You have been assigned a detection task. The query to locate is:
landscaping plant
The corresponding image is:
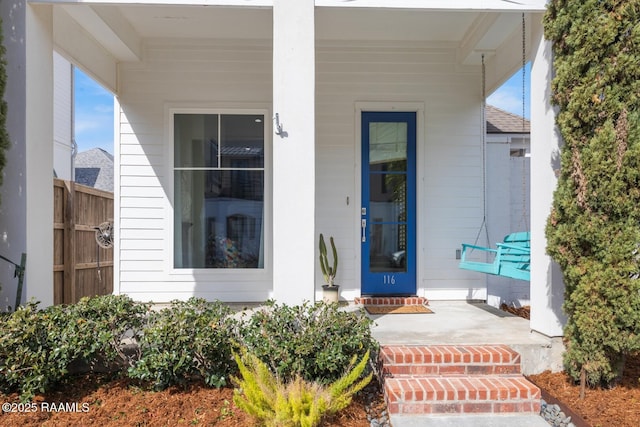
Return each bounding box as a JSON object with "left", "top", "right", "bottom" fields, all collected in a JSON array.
[
  {"left": 0, "top": 295, "right": 148, "bottom": 401},
  {"left": 0, "top": 293, "right": 379, "bottom": 419},
  {"left": 319, "top": 233, "right": 338, "bottom": 287},
  {"left": 232, "top": 346, "right": 372, "bottom": 427},
  {"left": 129, "top": 297, "right": 238, "bottom": 390},
  {"left": 544, "top": 0, "right": 640, "bottom": 392},
  {"left": 0, "top": 302, "right": 72, "bottom": 401},
  {"left": 239, "top": 300, "right": 378, "bottom": 384},
  {"left": 66, "top": 295, "right": 149, "bottom": 370}
]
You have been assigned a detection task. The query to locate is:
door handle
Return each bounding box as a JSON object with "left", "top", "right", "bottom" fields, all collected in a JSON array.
[{"left": 361, "top": 219, "right": 367, "bottom": 242}]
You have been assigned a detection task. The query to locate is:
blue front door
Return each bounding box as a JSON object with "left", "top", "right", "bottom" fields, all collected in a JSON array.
[{"left": 361, "top": 112, "right": 416, "bottom": 295}]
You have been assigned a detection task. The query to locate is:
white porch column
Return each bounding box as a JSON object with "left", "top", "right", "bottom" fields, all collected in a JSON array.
[
  {"left": 0, "top": 3, "right": 54, "bottom": 308},
  {"left": 530, "top": 15, "right": 566, "bottom": 336},
  {"left": 271, "top": 0, "right": 316, "bottom": 304},
  {"left": 26, "top": 5, "right": 54, "bottom": 307},
  {"left": 0, "top": 0, "right": 27, "bottom": 310}
]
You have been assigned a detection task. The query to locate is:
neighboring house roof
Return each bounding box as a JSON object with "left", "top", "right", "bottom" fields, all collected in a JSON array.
[
  {"left": 74, "top": 148, "right": 114, "bottom": 192},
  {"left": 486, "top": 105, "right": 530, "bottom": 134}
]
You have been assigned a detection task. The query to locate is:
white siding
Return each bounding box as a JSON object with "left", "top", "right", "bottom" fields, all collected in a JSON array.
[
  {"left": 315, "top": 42, "right": 485, "bottom": 301},
  {"left": 117, "top": 39, "right": 272, "bottom": 302},
  {"left": 486, "top": 138, "right": 531, "bottom": 308},
  {"left": 117, "top": 38, "right": 486, "bottom": 303}
]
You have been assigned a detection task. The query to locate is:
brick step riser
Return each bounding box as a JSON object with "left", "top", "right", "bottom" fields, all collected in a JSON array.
[
  {"left": 379, "top": 345, "right": 522, "bottom": 376},
  {"left": 384, "top": 364, "right": 521, "bottom": 377},
  {"left": 385, "top": 377, "right": 540, "bottom": 403},
  {"left": 384, "top": 376, "right": 541, "bottom": 415},
  {"left": 354, "top": 296, "right": 428, "bottom": 306},
  {"left": 388, "top": 400, "right": 541, "bottom": 415}
]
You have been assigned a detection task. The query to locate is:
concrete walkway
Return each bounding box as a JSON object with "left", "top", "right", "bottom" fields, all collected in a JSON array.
[
  {"left": 360, "top": 300, "right": 562, "bottom": 427},
  {"left": 367, "top": 300, "right": 564, "bottom": 375}
]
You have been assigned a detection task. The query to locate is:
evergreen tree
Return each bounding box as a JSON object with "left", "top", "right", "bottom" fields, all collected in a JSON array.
[
  {"left": 544, "top": 0, "right": 640, "bottom": 390},
  {"left": 0, "top": 17, "right": 10, "bottom": 200}
]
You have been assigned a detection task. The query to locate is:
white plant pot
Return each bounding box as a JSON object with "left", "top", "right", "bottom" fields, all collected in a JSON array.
[{"left": 322, "top": 285, "right": 339, "bottom": 303}]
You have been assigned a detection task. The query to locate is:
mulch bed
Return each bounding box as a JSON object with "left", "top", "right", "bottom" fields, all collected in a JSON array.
[
  {"left": 528, "top": 353, "right": 640, "bottom": 427},
  {"left": 500, "top": 303, "right": 530, "bottom": 319},
  {"left": 501, "top": 303, "right": 639, "bottom": 427},
  {"left": 0, "top": 374, "right": 386, "bottom": 426}
]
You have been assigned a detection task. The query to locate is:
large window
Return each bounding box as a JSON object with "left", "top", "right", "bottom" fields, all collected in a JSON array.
[{"left": 174, "top": 113, "right": 265, "bottom": 269}]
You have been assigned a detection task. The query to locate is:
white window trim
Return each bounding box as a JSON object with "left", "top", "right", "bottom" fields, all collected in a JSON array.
[{"left": 164, "top": 105, "right": 272, "bottom": 279}]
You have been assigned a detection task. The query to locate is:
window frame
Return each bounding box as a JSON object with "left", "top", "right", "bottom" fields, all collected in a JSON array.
[{"left": 166, "top": 106, "right": 271, "bottom": 278}]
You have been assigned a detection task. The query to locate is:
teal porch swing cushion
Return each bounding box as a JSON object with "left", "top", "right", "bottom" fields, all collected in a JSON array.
[{"left": 459, "top": 232, "right": 530, "bottom": 281}]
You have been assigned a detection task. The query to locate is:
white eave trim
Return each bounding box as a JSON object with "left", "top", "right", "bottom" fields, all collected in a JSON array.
[{"left": 34, "top": 0, "right": 546, "bottom": 12}]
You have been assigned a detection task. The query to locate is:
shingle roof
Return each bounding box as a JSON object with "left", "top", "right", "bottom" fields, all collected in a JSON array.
[
  {"left": 74, "top": 148, "right": 114, "bottom": 192},
  {"left": 486, "top": 105, "right": 530, "bottom": 134}
]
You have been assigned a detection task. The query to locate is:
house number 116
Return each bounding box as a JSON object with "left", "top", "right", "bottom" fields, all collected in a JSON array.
[{"left": 383, "top": 275, "right": 396, "bottom": 285}]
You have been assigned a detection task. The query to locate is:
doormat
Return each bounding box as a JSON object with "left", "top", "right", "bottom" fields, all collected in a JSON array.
[{"left": 364, "top": 305, "right": 433, "bottom": 315}]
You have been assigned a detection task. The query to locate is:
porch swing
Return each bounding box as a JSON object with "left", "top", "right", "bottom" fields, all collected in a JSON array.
[{"left": 458, "top": 14, "right": 530, "bottom": 282}]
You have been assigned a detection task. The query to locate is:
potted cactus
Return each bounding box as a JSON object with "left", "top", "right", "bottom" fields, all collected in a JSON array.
[{"left": 319, "top": 233, "right": 339, "bottom": 303}]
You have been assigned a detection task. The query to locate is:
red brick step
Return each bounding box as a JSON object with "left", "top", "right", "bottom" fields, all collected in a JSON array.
[
  {"left": 380, "top": 344, "right": 522, "bottom": 377},
  {"left": 379, "top": 344, "right": 541, "bottom": 416},
  {"left": 355, "top": 296, "right": 429, "bottom": 306},
  {"left": 385, "top": 375, "right": 541, "bottom": 415}
]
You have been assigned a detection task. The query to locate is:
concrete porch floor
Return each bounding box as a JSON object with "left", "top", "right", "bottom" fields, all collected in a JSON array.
[{"left": 360, "top": 300, "right": 564, "bottom": 375}]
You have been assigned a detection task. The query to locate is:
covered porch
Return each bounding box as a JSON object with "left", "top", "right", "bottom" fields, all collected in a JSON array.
[{"left": 2, "top": 0, "right": 564, "bottom": 337}]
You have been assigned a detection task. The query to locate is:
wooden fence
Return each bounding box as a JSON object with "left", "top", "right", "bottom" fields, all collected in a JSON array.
[{"left": 53, "top": 179, "right": 114, "bottom": 305}]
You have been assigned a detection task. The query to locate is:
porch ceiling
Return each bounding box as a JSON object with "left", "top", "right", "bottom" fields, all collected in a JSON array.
[
  {"left": 52, "top": 3, "right": 534, "bottom": 91},
  {"left": 56, "top": 5, "right": 525, "bottom": 59}
]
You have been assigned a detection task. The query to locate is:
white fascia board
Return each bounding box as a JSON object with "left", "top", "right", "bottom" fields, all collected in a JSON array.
[
  {"left": 34, "top": 0, "right": 546, "bottom": 10},
  {"left": 315, "top": 0, "right": 547, "bottom": 12},
  {"left": 29, "top": 0, "right": 547, "bottom": 12}
]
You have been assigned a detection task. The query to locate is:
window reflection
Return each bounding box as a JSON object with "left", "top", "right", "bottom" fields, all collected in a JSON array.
[{"left": 174, "top": 114, "right": 265, "bottom": 269}]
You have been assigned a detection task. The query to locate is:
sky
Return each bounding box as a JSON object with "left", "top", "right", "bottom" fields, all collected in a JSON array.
[
  {"left": 487, "top": 62, "right": 531, "bottom": 120},
  {"left": 74, "top": 68, "right": 115, "bottom": 154},
  {"left": 72, "top": 63, "right": 531, "bottom": 155}
]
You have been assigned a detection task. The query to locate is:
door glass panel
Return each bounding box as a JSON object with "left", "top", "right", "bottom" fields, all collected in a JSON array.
[
  {"left": 368, "top": 122, "right": 408, "bottom": 273},
  {"left": 369, "top": 223, "right": 407, "bottom": 272}
]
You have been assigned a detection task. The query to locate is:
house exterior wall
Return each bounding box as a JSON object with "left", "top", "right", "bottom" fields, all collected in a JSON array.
[
  {"left": 315, "top": 42, "right": 485, "bottom": 301},
  {"left": 53, "top": 50, "right": 73, "bottom": 181},
  {"left": 486, "top": 141, "right": 511, "bottom": 305},
  {"left": 2, "top": 2, "right": 563, "bottom": 340},
  {"left": 115, "top": 35, "right": 486, "bottom": 303},
  {"left": 486, "top": 136, "right": 530, "bottom": 308},
  {"left": 116, "top": 39, "right": 273, "bottom": 302}
]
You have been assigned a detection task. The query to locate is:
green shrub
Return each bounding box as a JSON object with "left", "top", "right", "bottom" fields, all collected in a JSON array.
[
  {"left": 65, "top": 295, "right": 149, "bottom": 370},
  {"left": 0, "top": 302, "right": 76, "bottom": 401},
  {"left": 129, "top": 298, "right": 238, "bottom": 390},
  {"left": 232, "top": 347, "right": 372, "bottom": 427},
  {"left": 0, "top": 295, "right": 149, "bottom": 401},
  {"left": 0, "top": 296, "right": 380, "bottom": 403},
  {"left": 239, "top": 301, "right": 378, "bottom": 384},
  {"left": 544, "top": 0, "right": 640, "bottom": 388}
]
